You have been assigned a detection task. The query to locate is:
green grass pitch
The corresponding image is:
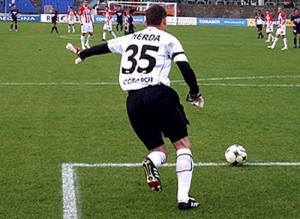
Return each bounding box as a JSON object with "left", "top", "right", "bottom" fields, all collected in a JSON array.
[{"left": 0, "top": 22, "right": 299, "bottom": 219}]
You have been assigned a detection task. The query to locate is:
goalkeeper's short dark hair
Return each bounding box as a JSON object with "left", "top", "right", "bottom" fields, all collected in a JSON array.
[{"left": 145, "top": 5, "right": 167, "bottom": 26}]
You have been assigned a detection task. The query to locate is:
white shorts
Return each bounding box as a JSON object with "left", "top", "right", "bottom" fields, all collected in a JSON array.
[
  {"left": 81, "top": 23, "right": 93, "bottom": 33},
  {"left": 276, "top": 26, "right": 286, "bottom": 36},
  {"left": 266, "top": 26, "right": 273, "bottom": 33},
  {"left": 68, "top": 20, "right": 75, "bottom": 25},
  {"left": 103, "top": 23, "right": 112, "bottom": 31}
]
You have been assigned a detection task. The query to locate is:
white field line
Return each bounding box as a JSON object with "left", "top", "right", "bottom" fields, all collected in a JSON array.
[
  {"left": 1, "top": 75, "right": 300, "bottom": 86},
  {"left": 62, "top": 164, "right": 79, "bottom": 219},
  {"left": 67, "top": 161, "right": 300, "bottom": 168},
  {"left": 199, "top": 83, "right": 300, "bottom": 88},
  {"left": 62, "top": 161, "right": 300, "bottom": 219}
]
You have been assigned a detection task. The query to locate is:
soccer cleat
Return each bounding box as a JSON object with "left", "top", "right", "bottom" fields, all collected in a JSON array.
[
  {"left": 142, "top": 158, "right": 162, "bottom": 192},
  {"left": 281, "top": 47, "right": 288, "bottom": 51},
  {"left": 265, "top": 40, "right": 270, "bottom": 43},
  {"left": 294, "top": 45, "right": 297, "bottom": 48},
  {"left": 178, "top": 197, "right": 200, "bottom": 210},
  {"left": 267, "top": 46, "right": 274, "bottom": 49}
]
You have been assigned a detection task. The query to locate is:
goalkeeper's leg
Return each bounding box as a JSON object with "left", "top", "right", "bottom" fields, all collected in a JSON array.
[{"left": 173, "top": 137, "right": 199, "bottom": 210}]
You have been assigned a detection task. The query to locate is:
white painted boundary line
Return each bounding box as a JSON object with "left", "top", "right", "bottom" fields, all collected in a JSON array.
[
  {"left": 2, "top": 75, "right": 300, "bottom": 87},
  {"left": 62, "top": 164, "right": 79, "bottom": 219},
  {"left": 200, "top": 83, "right": 300, "bottom": 88},
  {"left": 62, "top": 161, "right": 300, "bottom": 219}
]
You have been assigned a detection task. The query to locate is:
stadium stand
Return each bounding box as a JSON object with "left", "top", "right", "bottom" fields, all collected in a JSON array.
[
  {"left": 5, "top": 0, "right": 37, "bottom": 13},
  {"left": 42, "top": 0, "right": 75, "bottom": 13}
]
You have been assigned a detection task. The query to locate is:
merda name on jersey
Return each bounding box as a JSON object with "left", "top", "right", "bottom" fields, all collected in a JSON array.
[{"left": 132, "top": 33, "right": 160, "bottom": 41}]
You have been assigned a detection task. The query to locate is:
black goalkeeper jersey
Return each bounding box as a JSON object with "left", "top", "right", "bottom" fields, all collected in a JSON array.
[
  {"left": 10, "top": 8, "right": 19, "bottom": 21},
  {"left": 291, "top": 14, "right": 300, "bottom": 29},
  {"left": 116, "top": 10, "right": 123, "bottom": 22}
]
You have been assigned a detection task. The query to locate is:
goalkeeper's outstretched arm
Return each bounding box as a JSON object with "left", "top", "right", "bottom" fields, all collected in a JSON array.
[
  {"left": 78, "top": 43, "right": 111, "bottom": 60},
  {"left": 66, "top": 43, "right": 111, "bottom": 64}
]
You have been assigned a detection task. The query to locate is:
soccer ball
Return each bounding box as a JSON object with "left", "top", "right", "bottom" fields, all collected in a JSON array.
[{"left": 225, "top": 144, "right": 247, "bottom": 166}]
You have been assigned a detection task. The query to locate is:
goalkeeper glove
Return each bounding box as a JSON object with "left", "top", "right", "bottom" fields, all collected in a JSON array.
[
  {"left": 186, "top": 93, "right": 204, "bottom": 108},
  {"left": 66, "top": 43, "right": 84, "bottom": 64}
]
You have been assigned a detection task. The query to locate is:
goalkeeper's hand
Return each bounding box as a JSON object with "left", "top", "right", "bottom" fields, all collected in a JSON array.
[
  {"left": 186, "top": 93, "right": 204, "bottom": 108},
  {"left": 65, "top": 43, "right": 84, "bottom": 64}
]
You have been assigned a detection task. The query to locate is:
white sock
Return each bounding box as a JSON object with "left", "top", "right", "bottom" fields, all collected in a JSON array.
[
  {"left": 80, "top": 35, "right": 85, "bottom": 48},
  {"left": 72, "top": 26, "right": 75, "bottom": 32},
  {"left": 176, "top": 148, "right": 194, "bottom": 203},
  {"left": 283, "top": 38, "right": 287, "bottom": 48},
  {"left": 103, "top": 32, "right": 106, "bottom": 40},
  {"left": 271, "top": 35, "right": 275, "bottom": 41},
  {"left": 86, "top": 35, "right": 92, "bottom": 45},
  {"left": 147, "top": 151, "right": 166, "bottom": 168},
  {"left": 111, "top": 31, "right": 117, "bottom": 38},
  {"left": 271, "top": 38, "right": 278, "bottom": 48},
  {"left": 268, "top": 34, "right": 271, "bottom": 41}
]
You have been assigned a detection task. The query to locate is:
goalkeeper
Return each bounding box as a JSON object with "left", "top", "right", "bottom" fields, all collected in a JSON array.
[{"left": 66, "top": 5, "right": 204, "bottom": 210}]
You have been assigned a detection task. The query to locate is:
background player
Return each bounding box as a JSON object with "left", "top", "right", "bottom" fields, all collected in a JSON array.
[
  {"left": 115, "top": 5, "right": 124, "bottom": 34},
  {"left": 124, "top": 9, "right": 135, "bottom": 35},
  {"left": 102, "top": 6, "right": 117, "bottom": 41},
  {"left": 268, "top": 6, "right": 288, "bottom": 50},
  {"left": 255, "top": 9, "right": 264, "bottom": 39},
  {"left": 9, "top": 4, "right": 18, "bottom": 32},
  {"left": 67, "top": 6, "right": 77, "bottom": 33},
  {"left": 66, "top": 5, "right": 204, "bottom": 210},
  {"left": 50, "top": 6, "right": 59, "bottom": 33},
  {"left": 78, "top": 0, "right": 93, "bottom": 49},
  {"left": 290, "top": 8, "right": 300, "bottom": 48},
  {"left": 264, "top": 10, "right": 274, "bottom": 43}
]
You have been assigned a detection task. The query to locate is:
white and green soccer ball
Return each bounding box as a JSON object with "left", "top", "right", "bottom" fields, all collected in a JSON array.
[{"left": 225, "top": 144, "right": 247, "bottom": 166}]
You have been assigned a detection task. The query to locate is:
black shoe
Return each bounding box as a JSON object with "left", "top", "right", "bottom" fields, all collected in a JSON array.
[
  {"left": 178, "top": 197, "right": 200, "bottom": 210},
  {"left": 102, "top": 39, "right": 106, "bottom": 41},
  {"left": 142, "top": 158, "right": 162, "bottom": 192}
]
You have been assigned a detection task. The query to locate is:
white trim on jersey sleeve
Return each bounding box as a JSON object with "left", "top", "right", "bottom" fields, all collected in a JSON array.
[
  {"left": 173, "top": 53, "right": 188, "bottom": 63},
  {"left": 165, "top": 34, "right": 188, "bottom": 63}
]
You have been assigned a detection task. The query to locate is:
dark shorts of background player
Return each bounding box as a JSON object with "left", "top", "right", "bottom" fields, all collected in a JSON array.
[
  {"left": 256, "top": 24, "right": 263, "bottom": 31},
  {"left": 293, "top": 28, "right": 300, "bottom": 34},
  {"left": 12, "top": 16, "right": 17, "bottom": 23},
  {"left": 117, "top": 20, "right": 123, "bottom": 25},
  {"left": 52, "top": 18, "right": 57, "bottom": 25},
  {"left": 127, "top": 84, "right": 189, "bottom": 151}
]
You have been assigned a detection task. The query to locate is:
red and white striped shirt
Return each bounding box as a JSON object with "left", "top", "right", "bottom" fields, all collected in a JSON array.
[
  {"left": 278, "top": 12, "right": 286, "bottom": 27},
  {"left": 265, "top": 14, "right": 273, "bottom": 28},
  {"left": 78, "top": 6, "right": 93, "bottom": 24},
  {"left": 105, "top": 10, "right": 113, "bottom": 25},
  {"left": 67, "top": 9, "right": 76, "bottom": 22}
]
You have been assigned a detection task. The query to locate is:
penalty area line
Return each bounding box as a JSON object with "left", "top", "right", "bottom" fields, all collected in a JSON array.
[
  {"left": 67, "top": 161, "right": 300, "bottom": 168},
  {"left": 61, "top": 161, "right": 300, "bottom": 219},
  {"left": 62, "top": 164, "right": 79, "bottom": 219},
  {"left": 2, "top": 75, "right": 300, "bottom": 87}
]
